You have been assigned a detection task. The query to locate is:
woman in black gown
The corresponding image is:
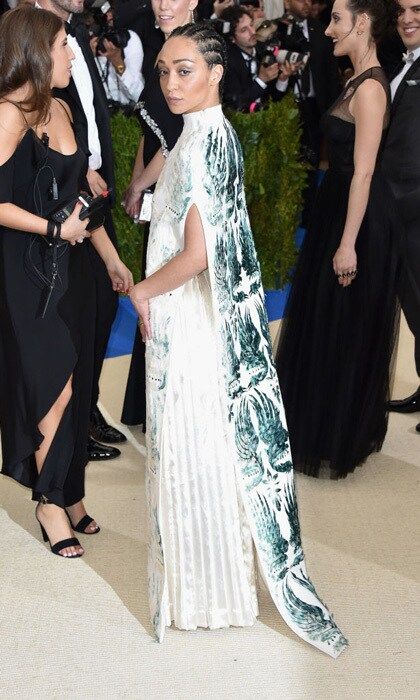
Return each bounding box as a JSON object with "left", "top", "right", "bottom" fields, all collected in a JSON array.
[
  {"left": 275, "top": 0, "right": 400, "bottom": 478},
  {"left": 121, "top": 0, "right": 197, "bottom": 426},
  {"left": 0, "top": 6, "right": 132, "bottom": 557}
]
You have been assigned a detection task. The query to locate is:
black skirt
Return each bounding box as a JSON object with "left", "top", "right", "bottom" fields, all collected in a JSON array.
[{"left": 275, "top": 168, "right": 400, "bottom": 478}]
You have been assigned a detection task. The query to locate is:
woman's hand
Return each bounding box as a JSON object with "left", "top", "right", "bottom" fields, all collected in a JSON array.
[
  {"left": 86, "top": 168, "right": 107, "bottom": 197},
  {"left": 106, "top": 257, "right": 133, "bottom": 293},
  {"left": 122, "top": 180, "right": 143, "bottom": 220},
  {"left": 60, "top": 202, "right": 91, "bottom": 246},
  {"left": 130, "top": 285, "right": 151, "bottom": 342},
  {"left": 333, "top": 245, "right": 357, "bottom": 287}
]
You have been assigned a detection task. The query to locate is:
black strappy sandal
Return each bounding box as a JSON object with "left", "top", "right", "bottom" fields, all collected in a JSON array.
[
  {"left": 36, "top": 501, "right": 84, "bottom": 558},
  {"left": 68, "top": 513, "right": 100, "bottom": 535},
  {"left": 39, "top": 523, "right": 83, "bottom": 558}
]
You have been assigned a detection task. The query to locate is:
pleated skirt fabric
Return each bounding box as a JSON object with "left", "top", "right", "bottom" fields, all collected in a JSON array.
[{"left": 159, "top": 273, "right": 259, "bottom": 631}]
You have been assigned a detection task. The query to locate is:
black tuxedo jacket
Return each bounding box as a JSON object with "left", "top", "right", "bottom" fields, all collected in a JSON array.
[
  {"left": 223, "top": 43, "right": 280, "bottom": 111},
  {"left": 54, "top": 20, "right": 115, "bottom": 203},
  {"left": 275, "top": 18, "right": 341, "bottom": 115},
  {"left": 381, "top": 56, "right": 420, "bottom": 186}
]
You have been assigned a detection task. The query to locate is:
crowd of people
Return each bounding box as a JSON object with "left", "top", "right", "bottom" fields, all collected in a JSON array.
[{"left": 0, "top": 0, "right": 418, "bottom": 658}]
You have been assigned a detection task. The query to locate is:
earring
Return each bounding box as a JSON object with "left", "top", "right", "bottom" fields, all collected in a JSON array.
[
  {"left": 190, "top": 8, "right": 195, "bottom": 23},
  {"left": 357, "top": 30, "right": 364, "bottom": 35},
  {"left": 155, "top": 20, "right": 159, "bottom": 29}
]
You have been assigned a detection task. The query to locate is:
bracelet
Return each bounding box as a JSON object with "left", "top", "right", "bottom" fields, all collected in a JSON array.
[
  {"left": 46, "top": 220, "right": 56, "bottom": 240},
  {"left": 46, "top": 220, "right": 61, "bottom": 241}
]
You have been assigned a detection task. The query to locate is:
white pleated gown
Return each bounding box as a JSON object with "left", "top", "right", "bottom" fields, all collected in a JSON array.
[
  {"left": 145, "top": 105, "right": 348, "bottom": 657},
  {"left": 159, "top": 271, "right": 259, "bottom": 631}
]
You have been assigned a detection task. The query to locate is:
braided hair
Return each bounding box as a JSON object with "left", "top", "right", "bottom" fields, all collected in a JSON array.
[
  {"left": 346, "top": 0, "right": 399, "bottom": 43},
  {"left": 168, "top": 22, "right": 228, "bottom": 97}
]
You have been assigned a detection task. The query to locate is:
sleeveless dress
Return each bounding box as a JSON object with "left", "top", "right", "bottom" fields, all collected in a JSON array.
[
  {"left": 275, "top": 67, "right": 400, "bottom": 479},
  {"left": 0, "top": 127, "right": 95, "bottom": 507},
  {"left": 145, "top": 105, "right": 348, "bottom": 658}
]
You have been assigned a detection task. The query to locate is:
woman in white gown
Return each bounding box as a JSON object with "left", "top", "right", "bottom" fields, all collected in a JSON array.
[{"left": 130, "top": 22, "right": 348, "bottom": 658}]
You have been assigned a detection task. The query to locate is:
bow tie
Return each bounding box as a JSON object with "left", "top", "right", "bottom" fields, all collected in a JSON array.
[
  {"left": 402, "top": 51, "right": 415, "bottom": 64},
  {"left": 66, "top": 18, "right": 86, "bottom": 40},
  {"left": 65, "top": 22, "right": 76, "bottom": 37}
]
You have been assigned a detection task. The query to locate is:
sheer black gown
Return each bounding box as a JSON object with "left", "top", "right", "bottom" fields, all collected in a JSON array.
[
  {"left": 0, "top": 125, "right": 95, "bottom": 507},
  {"left": 121, "top": 27, "right": 183, "bottom": 426},
  {"left": 275, "top": 67, "right": 400, "bottom": 478}
]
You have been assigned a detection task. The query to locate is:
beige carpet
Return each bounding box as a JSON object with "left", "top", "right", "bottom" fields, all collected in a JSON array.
[{"left": 0, "top": 317, "right": 419, "bottom": 699}]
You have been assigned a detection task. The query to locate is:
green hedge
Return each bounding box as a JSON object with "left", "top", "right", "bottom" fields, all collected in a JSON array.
[
  {"left": 228, "top": 95, "right": 307, "bottom": 289},
  {"left": 111, "top": 94, "right": 307, "bottom": 288},
  {"left": 110, "top": 111, "right": 144, "bottom": 282}
]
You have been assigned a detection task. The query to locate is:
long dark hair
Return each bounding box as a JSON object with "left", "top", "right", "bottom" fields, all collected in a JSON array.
[{"left": 0, "top": 5, "right": 63, "bottom": 128}]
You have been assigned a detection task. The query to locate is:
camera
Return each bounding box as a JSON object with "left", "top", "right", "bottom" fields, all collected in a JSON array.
[
  {"left": 260, "top": 42, "right": 309, "bottom": 68},
  {"left": 85, "top": 0, "right": 130, "bottom": 55},
  {"left": 95, "top": 27, "right": 130, "bottom": 54}
]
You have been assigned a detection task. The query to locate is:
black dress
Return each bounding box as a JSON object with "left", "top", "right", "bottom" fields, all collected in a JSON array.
[
  {"left": 0, "top": 128, "right": 95, "bottom": 506},
  {"left": 275, "top": 67, "right": 400, "bottom": 478},
  {"left": 121, "top": 29, "right": 183, "bottom": 426}
]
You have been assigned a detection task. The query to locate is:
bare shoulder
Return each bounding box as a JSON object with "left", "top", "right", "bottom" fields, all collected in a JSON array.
[
  {"left": 0, "top": 101, "right": 27, "bottom": 165},
  {"left": 350, "top": 78, "right": 387, "bottom": 119},
  {"left": 54, "top": 97, "right": 74, "bottom": 123},
  {"left": 356, "top": 77, "right": 387, "bottom": 100},
  {"left": 353, "top": 78, "right": 387, "bottom": 109},
  {"left": 0, "top": 100, "right": 27, "bottom": 135}
]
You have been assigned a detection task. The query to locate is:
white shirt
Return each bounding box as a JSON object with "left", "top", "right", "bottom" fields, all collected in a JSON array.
[
  {"left": 240, "top": 48, "right": 267, "bottom": 90},
  {"left": 95, "top": 30, "right": 145, "bottom": 105},
  {"left": 390, "top": 45, "right": 420, "bottom": 100},
  {"left": 66, "top": 29, "right": 102, "bottom": 170},
  {"left": 276, "top": 18, "right": 315, "bottom": 98}
]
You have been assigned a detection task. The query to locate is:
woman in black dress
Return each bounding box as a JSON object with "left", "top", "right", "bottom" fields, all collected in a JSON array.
[
  {"left": 0, "top": 6, "right": 132, "bottom": 557},
  {"left": 121, "top": 0, "right": 197, "bottom": 426},
  {"left": 275, "top": 0, "right": 400, "bottom": 478}
]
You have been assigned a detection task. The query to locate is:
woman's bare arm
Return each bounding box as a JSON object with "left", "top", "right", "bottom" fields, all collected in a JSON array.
[
  {"left": 133, "top": 205, "right": 207, "bottom": 299},
  {"left": 131, "top": 136, "right": 145, "bottom": 182},
  {"left": 130, "top": 205, "right": 208, "bottom": 339},
  {"left": 123, "top": 148, "right": 166, "bottom": 219},
  {"left": 333, "top": 79, "right": 386, "bottom": 286}
]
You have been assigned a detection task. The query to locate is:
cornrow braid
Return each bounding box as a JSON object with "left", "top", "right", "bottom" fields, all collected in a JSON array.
[{"left": 169, "top": 21, "right": 227, "bottom": 97}]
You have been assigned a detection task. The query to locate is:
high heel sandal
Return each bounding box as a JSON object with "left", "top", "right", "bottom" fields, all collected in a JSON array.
[
  {"left": 36, "top": 502, "right": 83, "bottom": 558},
  {"left": 38, "top": 523, "right": 83, "bottom": 557},
  {"left": 67, "top": 513, "right": 100, "bottom": 535}
]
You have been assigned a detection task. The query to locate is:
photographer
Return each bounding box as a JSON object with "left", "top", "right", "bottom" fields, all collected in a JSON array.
[
  {"left": 88, "top": 2, "right": 145, "bottom": 107},
  {"left": 273, "top": 0, "right": 340, "bottom": 221},
  {"left": 221, "top": 5, "right": 299, "bottom": 111}
]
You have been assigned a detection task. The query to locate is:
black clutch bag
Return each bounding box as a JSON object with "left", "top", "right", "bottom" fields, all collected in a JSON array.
[{"left": 50, "top": 189, "right": 112, "bottom": 231}]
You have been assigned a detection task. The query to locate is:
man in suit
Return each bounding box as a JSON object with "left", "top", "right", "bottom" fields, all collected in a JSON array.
[
  {"left": 274, "top": 0, "right": 340, "bottom": 222},
  {"left": 221, "top": 5, "right": 297, "bottom": 111},
  {"left": 38, "top": 0, "right": 127, "bottom": 459},
  {"left": 383, "top": 0, "right": 420, "bottom": 432}
]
